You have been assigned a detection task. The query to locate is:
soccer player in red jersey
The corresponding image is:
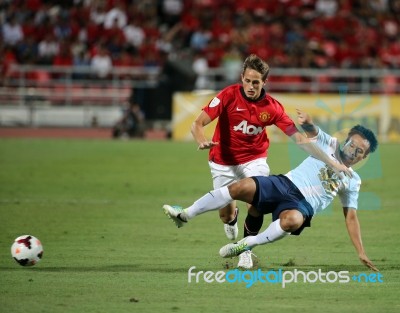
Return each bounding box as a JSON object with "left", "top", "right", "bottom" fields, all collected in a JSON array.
[{"left": 185, "top": 54, "right": 350, "bottom": 268}]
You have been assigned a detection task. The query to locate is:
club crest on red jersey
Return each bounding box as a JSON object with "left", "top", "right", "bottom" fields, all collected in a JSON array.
[{"left": 259, "top": 112, "right": 270, "bottom": 122}]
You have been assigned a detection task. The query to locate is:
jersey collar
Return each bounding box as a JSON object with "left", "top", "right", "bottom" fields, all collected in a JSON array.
[{"left": 240, "top": 87, "right": 267, "bottom": 103}]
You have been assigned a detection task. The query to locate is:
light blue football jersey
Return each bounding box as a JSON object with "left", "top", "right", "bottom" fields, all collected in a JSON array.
[{"left": 285, "top": 128, "right": 361, "bottom": 215}]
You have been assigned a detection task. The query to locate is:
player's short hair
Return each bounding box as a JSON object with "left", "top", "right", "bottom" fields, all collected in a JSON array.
[
  {"left": 348, "top": 125, "right": 378, "bottom": 154},
  {"left": 242, "top": 54, "right": 270, "bottom": 80}
]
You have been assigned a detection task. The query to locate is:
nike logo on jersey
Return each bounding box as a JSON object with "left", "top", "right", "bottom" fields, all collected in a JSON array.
[{"left": 236, "top": 107, "right": 246, "bottom": 111}]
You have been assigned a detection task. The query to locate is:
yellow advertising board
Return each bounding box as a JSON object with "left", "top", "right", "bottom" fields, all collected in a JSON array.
[
  {"left": 172, "top": 90, "right": 218, "bottom": 141},
  {"left": 172, "top": 92, "right": 400, "bottom": 143}
]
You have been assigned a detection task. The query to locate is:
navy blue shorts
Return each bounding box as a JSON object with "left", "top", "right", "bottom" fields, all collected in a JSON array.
[{"left": 251, "top": 175, "right": 314, "bottom": 235}]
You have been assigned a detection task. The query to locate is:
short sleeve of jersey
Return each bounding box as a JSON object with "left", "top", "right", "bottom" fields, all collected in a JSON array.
[
  {"left": 203, "top": 89, "right": 229, "bottom": 121},
  {"left": 308, "top": 127, "right": 338, "bottom": 152},
  {"left": 338, "top": 173, "right": 361, "bottom": 209},
  {"left": 271, "top": 99, "right": 298, "bottom": 136}
]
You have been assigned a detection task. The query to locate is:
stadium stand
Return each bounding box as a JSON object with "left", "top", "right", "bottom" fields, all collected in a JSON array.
[{"left": 0, "top": 0, "right": 399, "bottom": 128}]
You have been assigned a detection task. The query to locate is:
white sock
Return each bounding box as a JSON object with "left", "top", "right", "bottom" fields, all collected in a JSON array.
[
  {"left": 184, "top": 186, "right": 233, "bottom": 220},
  {"left": 245, "top": 219, "right": 290, "bottom": 247}
]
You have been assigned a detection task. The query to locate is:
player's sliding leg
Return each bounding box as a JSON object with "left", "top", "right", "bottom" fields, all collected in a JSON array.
[
  {"left": 162, "top": 205, "right": 187, "bottom": 228},
  {"left": 237, "top": 207, "right": 264, "bottom": 269},
  {"left": 220, "top": 210, "right": 304, "bottom": 258},
  {"left": 243, "top": 208, "right": 264, "bottom": 238},
  {"left": 162, "top": 178, "right": 256, "bottom": 228},
  {"left": 163, "top": 186, "right": 234, "bottom": 227},
  {"left": 163, "top": 178, "right": 256, "bottom": 227},
  {"left": 220, "top": 219, "right": 290, "bottom": 257}
]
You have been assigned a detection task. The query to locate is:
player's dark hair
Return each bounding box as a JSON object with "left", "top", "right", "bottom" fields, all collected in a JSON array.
[
  {"left": 242, "top": 54, "right": 270, "bottom": 80},
  {"left": 348, "top": 125, "right": 378, "bottom": 154}
]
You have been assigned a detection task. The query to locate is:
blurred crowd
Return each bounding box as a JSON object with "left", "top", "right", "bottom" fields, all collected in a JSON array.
[{"left": 1, "top": 0, "right": 400, "bottom": 82}]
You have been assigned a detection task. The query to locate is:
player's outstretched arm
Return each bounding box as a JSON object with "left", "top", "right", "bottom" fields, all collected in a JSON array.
[
  {"left": 343, "top": 207, "right": 379, "bottom": 272},
  {"left": 296, "top": 109, "right": 318, "bottom": 138},
  {"left": 191, "top": 111, "right": 219, "bottom": 150},
  {"left": 290, "top": 131, "right": 352, "bottom": 178},
  {"left": 290, "top": 109, "right": 352, "bottom": 178}
]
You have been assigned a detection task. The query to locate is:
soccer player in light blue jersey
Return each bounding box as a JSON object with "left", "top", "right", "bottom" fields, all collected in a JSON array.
[{"left": 163, "top": 109, "right": 379, "bottom": 271}]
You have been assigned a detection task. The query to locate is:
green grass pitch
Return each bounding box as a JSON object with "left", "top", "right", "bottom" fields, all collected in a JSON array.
[{"left": 0, "top": 138, "right": 399, "bottom": 313}]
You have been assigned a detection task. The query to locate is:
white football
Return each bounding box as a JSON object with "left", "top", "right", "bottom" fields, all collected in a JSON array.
[{"left": 11, "top": 235, "right": 43, "bottom": 266}]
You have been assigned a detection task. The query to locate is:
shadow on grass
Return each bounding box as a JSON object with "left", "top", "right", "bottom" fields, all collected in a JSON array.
[
  {"left": 3, "top": 260, "right": 397, "bottom": 274},
  {"left": 0, "top": 263, "right": 187, "bottom": 273},
  {"left": 266, "top": 263, "right": 400, "bottom": 272}
]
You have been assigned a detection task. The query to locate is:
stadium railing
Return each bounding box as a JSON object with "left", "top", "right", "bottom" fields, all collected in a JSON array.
[{"left": 0, "top": 65, "right": 399, "bottom": 127}]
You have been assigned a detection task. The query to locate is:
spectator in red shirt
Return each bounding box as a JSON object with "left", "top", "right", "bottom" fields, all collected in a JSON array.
[
  {"left": 203, "top": 37, "right": 225, "bottom": 68},
  {"left": 211, "top": 6, "right": 234, "bottom": 46},
  {"left": 53, "top": 42, "right": 73, "bottom": 67},
  {"left": 0, "top": 46, "right": 18, "bottom": 84}
]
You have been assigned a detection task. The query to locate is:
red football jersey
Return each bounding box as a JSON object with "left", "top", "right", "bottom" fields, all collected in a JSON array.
[{"left": 203, "top": 84, "right": 298, "bottom": 165}]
